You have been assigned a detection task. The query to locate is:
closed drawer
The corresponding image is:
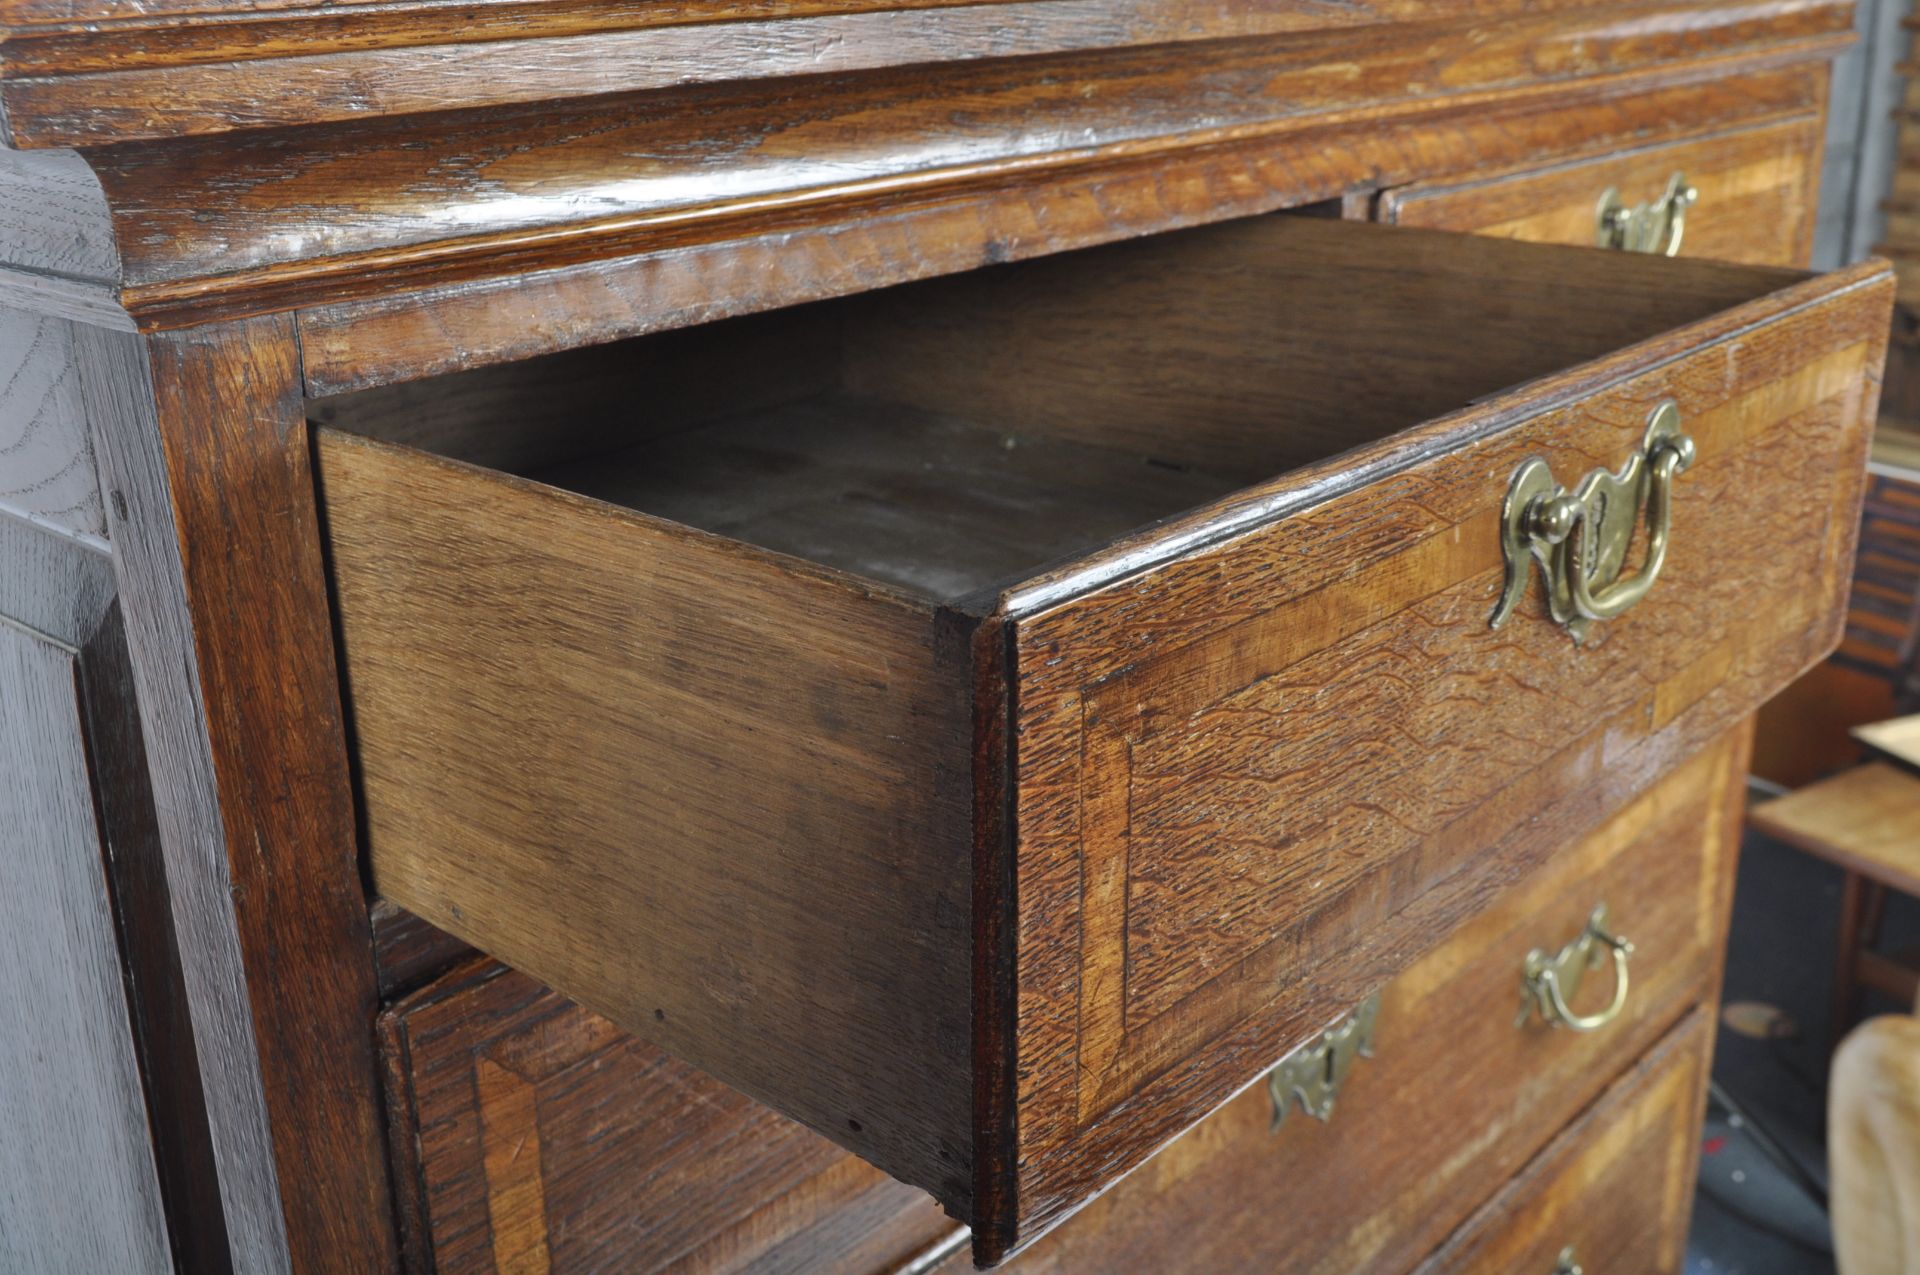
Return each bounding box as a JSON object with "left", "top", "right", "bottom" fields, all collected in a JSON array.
[
  {"left": 314, "top": 212, "right": 1889, "bottom": 1260},
  {"left": 1415, "top": 1007, "right": 1714, "bottom": 1274},
  {"left": 378, "top": 961, "right": 960, "bottom": 1274},
  {"left": 956, "top": 723, "right": 1742, "bottom": 1274},
  {"left": 1381, "top": 116, "right": 1823, "bottom": 266}
]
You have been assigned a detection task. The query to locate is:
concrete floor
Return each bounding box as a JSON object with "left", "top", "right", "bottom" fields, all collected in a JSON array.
[{"left": 1683, "top": 827, "right": 1920, "bottom": 1274}]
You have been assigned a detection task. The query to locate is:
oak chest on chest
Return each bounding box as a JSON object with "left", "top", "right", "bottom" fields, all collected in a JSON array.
[{"left": 0, "top": 0, "right": 1890, "bottom": 1270}]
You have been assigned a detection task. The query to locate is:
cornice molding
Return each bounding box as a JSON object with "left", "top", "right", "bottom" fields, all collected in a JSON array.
[{"left": 0, "top": 0, "right": 1854, "bottom": 335}]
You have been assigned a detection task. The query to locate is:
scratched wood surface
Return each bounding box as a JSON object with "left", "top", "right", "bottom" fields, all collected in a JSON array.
[
  {"left": 1413, "top": 1008, "right": 1712, "bottom": 1274},
  {"left": 380, "top": 961, "right": 961, "bottom": 1274},
  {"left": 1382, "top": 113, "right": 1825, "bottom": 266},
  {"left": 0, "top": 0, "right": 1875, "bottom": 1269},
  {"left": 1000, "top": 257, "right": 1887, "bottom": 1253},
  {"left": 943, "top": 725, "right": 1745, "bottom": 1274}
]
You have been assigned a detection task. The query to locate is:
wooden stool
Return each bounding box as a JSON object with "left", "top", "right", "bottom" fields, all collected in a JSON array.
[{"left": 1749, "top": 763, "right": 1920, "bottom": 1047}]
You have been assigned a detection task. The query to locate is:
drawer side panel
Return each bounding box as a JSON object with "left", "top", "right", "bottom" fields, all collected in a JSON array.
[{"left": 317, "top": 433, "right": 976, "bottom": 1210}]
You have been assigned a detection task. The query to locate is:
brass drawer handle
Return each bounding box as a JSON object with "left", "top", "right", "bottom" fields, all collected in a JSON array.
[
  {"left": 1596, "top": 171, "right": 1697, "bottom": 256},
  {"left": 1553, "top": 1246, "right": 1584, "bottom": 1275},
  {"left": 1519, "top": 904, "right": 1633, "bottom": 1033},
  {"left": 1490, "top": 400, "right": 1695, "bottom": 644}
]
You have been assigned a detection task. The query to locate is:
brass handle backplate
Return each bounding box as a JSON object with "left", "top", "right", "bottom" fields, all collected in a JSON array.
[
  {"left": 1596, "top": 171, "right": 1697, "bottom": 256},
  {"left": 1518, "top": 904, "right": 1634, "bottom": 1033},
  {"left": 1268, "top": 993, "right": 1379, "bottom": 1130},
  {"left": 1490, "top": 399, "right": 1695, "bottom": 644}
]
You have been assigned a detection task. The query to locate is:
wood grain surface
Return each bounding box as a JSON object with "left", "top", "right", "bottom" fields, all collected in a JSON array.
[
  {"left": 0, "top": 0, "right": 1838, "bottom": 149},
  {"left": 0, "top": 597, "right": 171, "bottom": 1274},
  {"left": 948, "top": 724, "right": 1745, "bottom": 1274},
  {"left": 318, "top": 427, "right": 977, "bottom": 1212},
  {"left": 0, "top": 308, "right": 106, "bottom": 544},
  {"left": 1750, "top": 762, "right": 1920, "bottom": 895},
  {"left": 0, "top": 0, "right": 1873, "bottom": 1266},
  {"left": 83, "top": 320, "right": 395, "bottom": 1273},
  {"left": 1413, "top": 1007, "right": 1711, "bottom": 1273},
  {"left": 81, "top": 604, "right": 236, "bottom": 1275},
  {"left": 1000, "top": 241, "right": 1886, "bottom": 1254},
  {"left": 42, "top": 2, "right": 1835, "bottom": 333},
  {"left": 298, "top": 63, "right": 1835, "bottom": 394},
  {"left": 842, "top": 214, "right": 1804, "bottom": 485},
  {"left": 381, "top": 961, "right": 960, "bottom": 1274}
]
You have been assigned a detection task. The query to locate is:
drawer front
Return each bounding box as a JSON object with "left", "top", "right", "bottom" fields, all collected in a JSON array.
[
  {"left": 1006, "top": 261, "right": 1884, "bottom": 1240},
  {"left": 379, "top": 962, "right": 960, "bottom": 1274},
  {"left": 977, "top": 725, "right": 1741, "bottom": 1274},
  {"left": 1415, "top": 1008, "right": 1713, "bottom": 1274},
  {"left": 1381, "top": 116, "right": 1822, "bottom": 266}
]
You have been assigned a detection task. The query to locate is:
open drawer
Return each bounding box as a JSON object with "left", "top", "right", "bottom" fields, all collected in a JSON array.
[{"left": 313, "top": 213, "right": 1891, "bottom": 1264}]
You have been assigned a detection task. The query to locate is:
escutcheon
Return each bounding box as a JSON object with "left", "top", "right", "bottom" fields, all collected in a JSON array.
[
  {"left": 1490, "top": 399, "right": 1695, "bottom": 644},
  {"left": 1267, "top": 993, "right": 1381, "bottom": 1130}
]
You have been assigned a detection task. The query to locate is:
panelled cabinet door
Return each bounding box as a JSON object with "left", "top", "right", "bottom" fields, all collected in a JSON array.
[{"left": 0, "top": 613, "right": 170, "bottom": 1273}]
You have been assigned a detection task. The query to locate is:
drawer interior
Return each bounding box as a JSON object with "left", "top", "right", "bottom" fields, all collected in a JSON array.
[{"left": 312, "top": 211, "right": 1800, "bottom": 603}]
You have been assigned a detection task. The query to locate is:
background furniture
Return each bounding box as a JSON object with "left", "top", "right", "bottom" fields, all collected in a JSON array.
[
  {"left": 0, "top": 1, "right": 1892, "bottom": 1271},
  {"left": 1750, "top": 761, "right": 1920, "bottom": 1045}
]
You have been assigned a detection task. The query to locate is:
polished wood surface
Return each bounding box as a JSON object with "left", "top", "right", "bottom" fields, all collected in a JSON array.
[
  {"left": 319, "top": 210, "right": 1887, "bottom": 1261},
  {"left": 1414, "top": 1008, "right": 1711, "bottom": 1274},
  {"left": 1382, "top": 114, "right": 1824, "bottom": 265},
  {"left": 0, "top": 0, "right": 1839, "bottom": 150},
  {"left": 295, "top": 64, "right": 1827, "bottom": 393},
  {"left": 0, "top": 2, "right": 1834, "bottom": 337},
  {"left": 947, "top": 725, "right": 1746, "bottom": 1274},
  {"left": 1751, "top": 762, "right": 1920, "bottom": 896},
  {"left": 381, "top": 961, "right": 961, "bottom": 1274}
]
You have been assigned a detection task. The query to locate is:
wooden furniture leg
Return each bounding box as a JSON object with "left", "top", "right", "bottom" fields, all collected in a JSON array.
[{"left": 1836, "top": 870, "right": 1868, "bottom": 1049}]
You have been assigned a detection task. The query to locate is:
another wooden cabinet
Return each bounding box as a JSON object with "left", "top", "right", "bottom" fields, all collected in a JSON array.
[{"left": 0, "top": 0, "right": 1886, "bottom": 1271}]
